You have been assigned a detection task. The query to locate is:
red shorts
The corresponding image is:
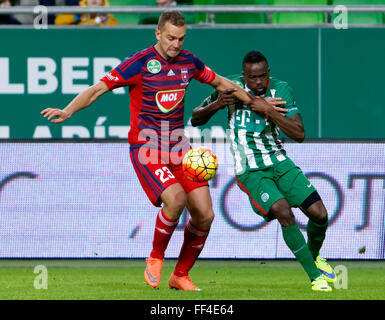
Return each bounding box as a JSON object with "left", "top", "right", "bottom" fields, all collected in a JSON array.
[{"left": 130, "top": 145, "right": 209, "bottom": 207}]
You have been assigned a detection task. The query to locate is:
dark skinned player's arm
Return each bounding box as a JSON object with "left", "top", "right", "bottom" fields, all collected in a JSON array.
[
  {"left": 191, "top": 89, "right": 233, "bottom": 127},
  {"left": 193, "top": 95, "right": 305, "bottom": 142},
  {"left": 192, "top": 75, "right": 286, "bottom": 127},
  {"left": 263, "top": 109, "right": 305, "bottom": 143}
]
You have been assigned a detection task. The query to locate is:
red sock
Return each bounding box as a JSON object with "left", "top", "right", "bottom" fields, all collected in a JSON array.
[
  {"left": 174, "top": 220, "right": 209, "bottom": 277},
  {"left": 150, "top": 208, "right": 179, "bottom": 260}
]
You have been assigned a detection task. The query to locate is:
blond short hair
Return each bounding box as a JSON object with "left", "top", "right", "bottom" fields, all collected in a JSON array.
[{"left": 158, "top": 10, "right": 185, "bottom": 30}]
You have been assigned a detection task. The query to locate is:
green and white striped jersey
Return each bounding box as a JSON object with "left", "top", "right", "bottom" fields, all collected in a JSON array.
[{"left": 200, "top": 75, "right": 300, "bottom": 175}]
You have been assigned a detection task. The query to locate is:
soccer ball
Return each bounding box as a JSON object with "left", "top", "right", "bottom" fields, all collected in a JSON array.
[{"left": 182, "top": 147, "right": 218, "bottom": 182}]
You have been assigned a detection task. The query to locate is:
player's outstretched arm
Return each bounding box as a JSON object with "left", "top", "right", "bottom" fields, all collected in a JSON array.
[
  {"left": 209, "top": 75, "right": 253, "bottom": 106},
  {"left": 41, "top": 81, "right": 109, "bottom": 123},
  {"left": 210, "top": 75, "right": 288, "bottom": 114},
  {"left": 192, "top": 75, "right": 289, "bottom": 127}
]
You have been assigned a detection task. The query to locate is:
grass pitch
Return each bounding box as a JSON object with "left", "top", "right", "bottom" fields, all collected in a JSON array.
[{"left": 0, "top": 259, "right": 384, "bottom": 300}]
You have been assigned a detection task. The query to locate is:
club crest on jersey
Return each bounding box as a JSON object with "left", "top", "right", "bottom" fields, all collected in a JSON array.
[
  {"left": 147, "top": 59, "right": 161, "bottom": 74},
  {"left": 181, "top": 68, "right": 189, "bottom": 83},
  {"left": 155, "top": 89, "right": 185, "bottom": 113}
]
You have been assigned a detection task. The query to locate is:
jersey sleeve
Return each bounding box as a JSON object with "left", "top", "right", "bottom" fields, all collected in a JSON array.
[
  {"left": 200, "top": 89, "right": 219, "bottom": 108},
  {"left": 191, "top": 54, "right": 216, "bottom": 84},
  {"left": 100, "top": 55, "right": 142, "bottom": 90},
  {"left": 278, "top": 84, "right": 300, "bottom": 118}
]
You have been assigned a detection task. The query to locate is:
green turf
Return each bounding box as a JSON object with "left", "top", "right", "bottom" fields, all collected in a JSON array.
[{"left": 0, "top": 259, "right": 384, "bottom": 300}]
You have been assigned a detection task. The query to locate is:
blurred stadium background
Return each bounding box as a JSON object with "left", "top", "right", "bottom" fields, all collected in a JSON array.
[{"left": 0, "top": 0, "right": 384, "bottom": 300}]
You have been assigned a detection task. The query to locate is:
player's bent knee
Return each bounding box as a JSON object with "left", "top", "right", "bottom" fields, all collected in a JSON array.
[
  {"left": 270, "top": 200, "right": 295, "bottom": 227},
  {"left": 163, "top": 189, "right": 187, "bottom": 216},
  {"left": 313, "top": 209, "right": 328, "bottom": 225},
  {"left": 190, "top": 208, "right": 215, "bottom": 230},
  {"left": 172, "top": 192, "right": 187, "bottom": 212},
  {"left": 316, "top": 206, "right": 328, "bottom": 224},
  {"left": 203, "top": 210, "right": 215, "bottom": 225},
  {"left": 307, "top": 200, "right": 328, "bottom": 224},
  {"left": 278, "top": 211, "right": 295, "bottom": 227}
]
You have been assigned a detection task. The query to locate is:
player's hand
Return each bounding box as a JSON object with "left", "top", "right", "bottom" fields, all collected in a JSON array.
[
  {"left": 248, "top": 95, "right": 272, "bottom": 113},
  {"left": 41, "top": 108, "right": 70, "bottom": 123},
  {"left": 248, "top": 94, "right": 288, "bottom": 121},
  {"left": 265, "top": 97, "right": 286, "bottom": 107},
  {"left": 216, "top": 88, "right": 237, "bottom": 108},
  {"left": 265, "top": 97, "right": 287, "bottom": 115}
]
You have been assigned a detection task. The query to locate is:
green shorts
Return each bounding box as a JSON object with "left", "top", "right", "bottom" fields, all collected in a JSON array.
[{"left": 235, "top": 158, "right": 316, "bottom": 221}]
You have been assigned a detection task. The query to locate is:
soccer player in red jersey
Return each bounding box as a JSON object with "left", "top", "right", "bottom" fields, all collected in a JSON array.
[{"left": 41, "top": 10, "right": 280, "bottom": 291}]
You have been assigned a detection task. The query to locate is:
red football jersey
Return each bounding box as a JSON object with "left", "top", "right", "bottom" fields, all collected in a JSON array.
[{"left": 101, "top": 45, "right": 216, "bottom": 152}]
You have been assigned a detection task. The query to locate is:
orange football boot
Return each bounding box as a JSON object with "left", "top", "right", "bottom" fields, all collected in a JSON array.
[
  {"left": 144, "top": 257, "right": 164, "bottom": 288},
  {"left": 168, "top": 272, "right": 201, "bottom": 291}
]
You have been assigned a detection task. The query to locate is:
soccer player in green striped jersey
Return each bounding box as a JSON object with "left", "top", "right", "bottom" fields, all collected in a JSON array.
[{"left": 192, "top": 51, "right": 336, "bottom": 292}]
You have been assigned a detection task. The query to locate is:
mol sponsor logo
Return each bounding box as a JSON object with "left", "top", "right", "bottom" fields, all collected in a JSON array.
[{"left": 155, "top": 89, "right": 185, "bottom": 113}]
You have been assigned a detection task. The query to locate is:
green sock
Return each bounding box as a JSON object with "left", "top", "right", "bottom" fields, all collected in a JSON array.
[
  {"left": 281, "top": 223, "right": 321, "bottom": 281},
  {"left": 306, "top": 219, "right": 328, "bottom": 259}
]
